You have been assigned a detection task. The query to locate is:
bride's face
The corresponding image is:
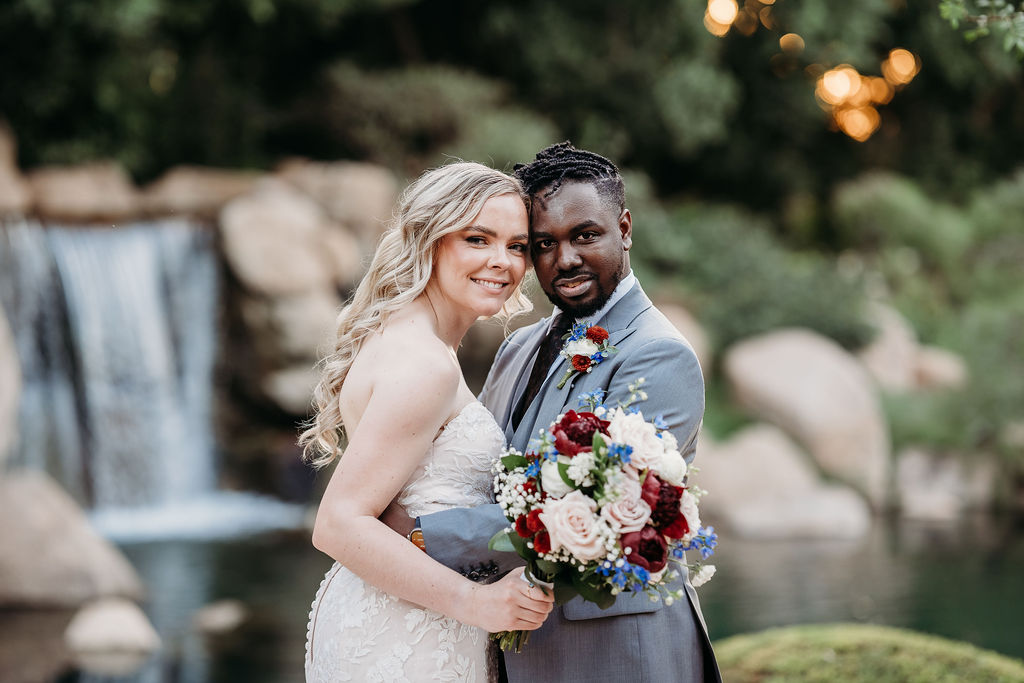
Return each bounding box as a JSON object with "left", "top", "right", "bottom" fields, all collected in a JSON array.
[{"left": 430, "top": 193, "right": 530, "bottom": 319}]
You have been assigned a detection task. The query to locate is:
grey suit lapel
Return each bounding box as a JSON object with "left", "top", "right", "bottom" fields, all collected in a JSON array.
[{"left": 511, "top": 282, "right": 653, "bottom": 452}]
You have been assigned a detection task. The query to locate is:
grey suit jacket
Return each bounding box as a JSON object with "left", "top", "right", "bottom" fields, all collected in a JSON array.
[{"left": 420, "top": 282, "right": 721, "bottom": 682}]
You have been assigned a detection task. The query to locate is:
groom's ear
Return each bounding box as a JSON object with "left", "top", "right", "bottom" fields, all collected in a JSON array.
[{"left": 620, "top": 209, "right": 632, "bottom": 251}]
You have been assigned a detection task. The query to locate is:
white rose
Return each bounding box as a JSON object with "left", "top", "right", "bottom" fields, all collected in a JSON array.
[
  {"left": 607, "top": 409, "right": 664, "bottom": 472},
  {"left": 651, "top": 449, "right": 687, "bottom": 486},
  {"left": 564, "top": 338, "right": 599, "bottom": 358},
  {"left": 539, "top": 490, "right": 608, "bottom": 561},
  {"left": 679, "top": 490, "right": 701, "bottom": 544},
  {"left": 541, "top": 457, "right": 574, "bottom": 498},
  {"left": 659, "top": 431, "right": 679, "bottom": 453}
]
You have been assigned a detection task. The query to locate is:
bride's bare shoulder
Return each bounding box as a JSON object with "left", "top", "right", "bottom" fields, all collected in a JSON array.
[{"left": 354, "top": 309, "right": 458, "bottom": 385}]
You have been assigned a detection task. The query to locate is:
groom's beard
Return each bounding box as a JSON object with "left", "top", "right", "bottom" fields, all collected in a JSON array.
[{"left": 542, "top": 268, "right": 621, "bottom": 319}]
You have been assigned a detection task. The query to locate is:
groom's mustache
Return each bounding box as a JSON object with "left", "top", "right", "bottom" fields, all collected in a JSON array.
[{"left": 551, "top": 269, "right": 595, "bottom": 285}]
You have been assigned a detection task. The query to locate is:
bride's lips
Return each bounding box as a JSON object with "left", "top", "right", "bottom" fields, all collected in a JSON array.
[
  {"left": 553, "top": 275, "right": 594, "bottom": 298},
  {"left": 471, "top": 277, "right": 510, "bottom": 292}
]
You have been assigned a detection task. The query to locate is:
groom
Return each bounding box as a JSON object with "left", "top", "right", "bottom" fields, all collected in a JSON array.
[{"left": 403, "top": 143, "right": 719, "bottom": 682}]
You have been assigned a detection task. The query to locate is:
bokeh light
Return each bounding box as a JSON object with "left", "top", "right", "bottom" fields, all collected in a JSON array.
[
  {"left": 882, "top": 48, "right": 920, "bottom": 85},
  {"left": 779, "top": 33, "right": 805, "bottom": 53},
  {"left": 708, "top": 0, "right": 739, "bottom": 25}
]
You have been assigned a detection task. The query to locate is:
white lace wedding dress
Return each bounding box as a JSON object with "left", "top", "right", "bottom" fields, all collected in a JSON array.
[{"left": 305, "top": 401, "right": 505, "bottom": 683}]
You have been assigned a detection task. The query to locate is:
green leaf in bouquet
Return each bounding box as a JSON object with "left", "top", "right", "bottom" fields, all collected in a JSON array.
[
  {"left": 488, "top": 529, "right": 515, "bottom": 553},
  {"left": 535, "top": 558, "right": 561, "bottom": 577},
  {"left": 553, "top": 579, "right": 580, "bottom": 605},
  {"left": 571, "top": 571, "right": 616, "bottom": 609},
  {"left": 508, "top": 530, "right": 529, "bottom": 557},
  {"left": 501, "top": 453, "right": 529, "bottom": 470},
  {"left": 557, "top": 461, "right": 576, "bottom": 489},
  {"left": 592, "top": 432, "right": 607, "bottom": 455}
]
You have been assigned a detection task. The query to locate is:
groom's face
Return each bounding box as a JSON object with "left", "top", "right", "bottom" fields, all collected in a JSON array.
[{"left": 529, "top": 181, "right": 632, "bottom": 318}]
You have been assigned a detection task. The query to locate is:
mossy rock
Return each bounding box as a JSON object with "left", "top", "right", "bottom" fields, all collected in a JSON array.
[{"left": 714, "top": 623, "right": 1024, "bottom": 683}]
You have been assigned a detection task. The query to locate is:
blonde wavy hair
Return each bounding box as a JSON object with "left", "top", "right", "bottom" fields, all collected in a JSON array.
[{"left": 300, "top": 162, "right": 532, "bottom": 468}]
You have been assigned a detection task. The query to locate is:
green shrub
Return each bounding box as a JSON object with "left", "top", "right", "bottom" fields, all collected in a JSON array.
[
  {"left": 630, "top": 191, "right": 874, "bottom": 353},
  {"left": 715, "top": 623, "right": 1024, "bottom": 683},
  {"left": 832, "top": 172, "right": 974, "bottom": 273},
  {"left": 321, "top": 64, "right": 558, "bottom": 171}
]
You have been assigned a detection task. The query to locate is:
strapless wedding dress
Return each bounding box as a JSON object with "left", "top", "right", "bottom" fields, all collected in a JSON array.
[{"left": 305, "top": 401, "right": 505, "bottom": 683}]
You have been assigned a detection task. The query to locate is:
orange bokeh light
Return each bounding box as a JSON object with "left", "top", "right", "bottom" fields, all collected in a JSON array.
[
  {"left": 835, "top": 106, "right": 881, "bottom": 142},
  {"left": 779, "top": 33, "right": 805, "bottom": 53},
  {"left": 882, "top": 48, "right": 920, "bottom": 85},
  {"left": 703, "top": 10, "right": 731, "bottom": 36},
  {"left": 708, "top": 0, "right": 739, "bottom": 25}
]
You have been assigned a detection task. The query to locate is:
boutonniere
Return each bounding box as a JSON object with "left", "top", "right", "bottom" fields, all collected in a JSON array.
[{"left": 556, "top": 322, "right": 618, "bottom": 388}]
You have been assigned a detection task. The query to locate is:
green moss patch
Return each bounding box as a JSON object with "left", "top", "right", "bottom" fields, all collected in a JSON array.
[{"left": 714, "top": 623, "right": 1024, "bottom": 683}]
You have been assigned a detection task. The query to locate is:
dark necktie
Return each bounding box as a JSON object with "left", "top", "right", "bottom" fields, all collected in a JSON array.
[{"left": 511, "top": 313, "right": 573, "bottom": 431}]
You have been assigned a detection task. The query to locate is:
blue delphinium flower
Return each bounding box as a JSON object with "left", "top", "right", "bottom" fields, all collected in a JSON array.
[
  {"left": 653, "top": 414, "right": 669, "bottom": 430},
  {"left": 607, "top": 443, "right": 633, "bottom": 464},
  {"left": 525, "top": 460, "right": 541, "bottom": 478}
]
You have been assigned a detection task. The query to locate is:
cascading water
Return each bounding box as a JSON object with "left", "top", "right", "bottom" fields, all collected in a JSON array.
[{"left": 0, "top": 217, "right": 304, "bottom": 541}]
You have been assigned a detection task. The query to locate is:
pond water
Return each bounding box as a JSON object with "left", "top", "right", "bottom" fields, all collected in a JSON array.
[{"left": 56, "top": 513, "right": 1024, "bottom": 682}]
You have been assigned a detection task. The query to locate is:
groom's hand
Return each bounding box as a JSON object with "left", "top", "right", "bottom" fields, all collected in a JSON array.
[{"left": 379, "top": 500, "right": 416, "bottom": 538}]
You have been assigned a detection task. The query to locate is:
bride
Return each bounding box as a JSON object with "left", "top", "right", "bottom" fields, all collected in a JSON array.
[{"left": 301, "top": 162, "right": 553, "bottom": 682}]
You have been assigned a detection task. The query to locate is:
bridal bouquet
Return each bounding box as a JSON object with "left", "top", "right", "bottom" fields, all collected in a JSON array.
[{"left": 489, "top": 379, "right": 718, "bottom": 651}]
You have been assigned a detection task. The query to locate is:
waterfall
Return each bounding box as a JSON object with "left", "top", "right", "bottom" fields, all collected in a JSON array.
[{"left": 0, "top": 217, "right": 305, "bottom": 540}]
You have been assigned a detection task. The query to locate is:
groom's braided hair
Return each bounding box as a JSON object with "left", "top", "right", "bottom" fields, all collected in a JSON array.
[{"left": 512, "top": 141, "right": 625, "bottom": 212}]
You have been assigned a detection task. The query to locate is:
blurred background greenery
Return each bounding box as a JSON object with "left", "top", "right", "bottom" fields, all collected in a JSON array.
[
  {"left": 2, "top": 0, "right": 1021, "bottom": 462},
  {"left": 2, "top": 1, "right": 1023, "bottom": 681}
]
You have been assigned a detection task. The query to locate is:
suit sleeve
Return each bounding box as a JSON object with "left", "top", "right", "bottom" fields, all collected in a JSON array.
[
  {"left": 418, "top": 332, "right": 525, "bottom": 580},
  {"left": 604, "top": 336, "right": 705, "bottom": 464},
  {"left": 418, "top": 503, "right": 523, "bottom": 579}
]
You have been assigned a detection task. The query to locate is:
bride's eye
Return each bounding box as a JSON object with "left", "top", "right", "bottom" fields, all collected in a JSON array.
[
  {"left": 509, "top": 243, "right": 528, "bottom": 254},
  {"left": 466, "top": 236, "right": 487, "bottom": 246}
]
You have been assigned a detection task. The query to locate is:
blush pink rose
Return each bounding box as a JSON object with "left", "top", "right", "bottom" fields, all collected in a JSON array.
[
  {"left": 600, "top": 495, "right": 652, "bottom": 534},
  {"left": 539, "top": 490, "right": 607, "bottom": 561}
]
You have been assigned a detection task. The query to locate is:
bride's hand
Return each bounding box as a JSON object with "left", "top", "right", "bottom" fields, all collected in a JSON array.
[{"left": 461, "top": 567, "right": 554, "bottom": 633}]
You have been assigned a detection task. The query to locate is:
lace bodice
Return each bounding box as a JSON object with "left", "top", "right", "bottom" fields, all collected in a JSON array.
[
  {"left": 396, "top": 401, "right": 505, "bottom": 518},
  {"left": 305, "top": 400, "right": 505, "bottom": 683}
]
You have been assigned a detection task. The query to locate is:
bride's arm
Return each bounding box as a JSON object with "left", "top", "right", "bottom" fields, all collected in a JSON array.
[{"left": 311, "top": 353, "right": 551, "bottom": 633}]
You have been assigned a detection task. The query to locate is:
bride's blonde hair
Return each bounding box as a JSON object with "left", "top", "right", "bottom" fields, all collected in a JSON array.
[{"left": 300, "top": 162, "right": 532, "bottom": 468}]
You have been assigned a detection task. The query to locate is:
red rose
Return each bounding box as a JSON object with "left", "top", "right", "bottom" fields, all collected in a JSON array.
[
  {"left": 641, "top": 474, "right": 688, "bottom": 539},
  {"left": 551, "top": 411, "right": 612, "bottom": 456},
  {"left": 526, "top": 508, "right": 546, "bottom": 534},
  {"left": 621, "top": 525, "right": 668, "bottom": 573},
  {"left": 515, "top": 515, "right": 532, "bottom": 538},
  {"left": 585, "top": 326, "right": 609, "bottom": 343},
  {"left": 522, "top": 479, "right": 537, "bottom": 495},
  {"left": 571, "top": 354, "right": 592, "bottom": 372},
  {"left": 533, "top": 530, "right": 551, "bottom": 555}
]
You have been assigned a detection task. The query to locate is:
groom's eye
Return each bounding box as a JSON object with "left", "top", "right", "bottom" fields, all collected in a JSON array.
[{"left": 533, "top": 239, "right": 555, "bottom": 251}]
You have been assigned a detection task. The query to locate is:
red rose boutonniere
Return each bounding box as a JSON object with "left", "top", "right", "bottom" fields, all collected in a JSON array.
[{"left": 556, "top": 322, "right": 617, "bottom": 389}]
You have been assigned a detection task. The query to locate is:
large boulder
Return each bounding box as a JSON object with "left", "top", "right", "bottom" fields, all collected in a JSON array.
[
  {"left": 262, "top": 364, "right": 319, "bottom": 416},
  {"left": 278, "top": 158, "right": 398, "bottom": 247},
  {"left": 896, "top": 447, "right": 997, "bottom": 521},
  {"left": 0, "top": 309, "right": 19, "bottom": 469},
  {"left": 142, "top": 165, "right": 260, "bottom": 218},
  {"left": 914, "top": 346, "right": 969, "bottom": 391},
  {"left": 0, "top": 471, "right": 143, "bottom": 607},
  {"left": 27, "top": 161, "right": 141, "bottom": 222},
  {"left": 65, "top": 598, "right": 160, "bottom": 676},
  {"left": 658, "top": 303, "right": 712, "bottom": 377},
  {"left": 696, "top": 425, "right": 871, "bottom": 539},
  {"left": 857, "top": 302, "right": 918, "bottom": 392},
  {"left": 723, "top": 328, "right": 891, "bottom": 507},
  {"left": 219, "top": 179, "right": 340, "bottom": 296},
  {"left": 241, "top": 289, "right": 341, "bottom": 361},
  {"left": 0, "top": 122, "right": 31, "bottom": 216}
]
